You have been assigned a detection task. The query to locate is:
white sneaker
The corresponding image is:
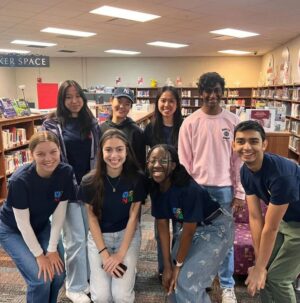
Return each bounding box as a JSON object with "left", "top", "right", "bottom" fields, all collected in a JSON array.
[
  {"left": 222, "top": 288, "right": 237, "bottom": 303},
  {"left": 65, "top": 290, "right": 91, "bottom": 303}
]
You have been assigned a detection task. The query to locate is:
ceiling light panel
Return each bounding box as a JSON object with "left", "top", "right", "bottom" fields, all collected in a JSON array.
[
  {"left": 0, "top": 49, "right": 30, "bottom": 54},
  {"left": 218, "top": 50, "right": 252, "bottom": 55},
  {"left": 11, "top": 40, "right": 56, "bottom": 47},
  {"left": 210, "top": 28, "right": 259, "bottom": 38},
  {"left": 147, "top": 41, "right": 188, "bottom": 48},
  {"left": 105, "top": 49, "right": 141, "bottom": 55},
  {"left": 90, "top": 6, "right": 160, "bottom": 22},
  {"left": 41, "top": 27, "right": 96, "bottom": 37}
]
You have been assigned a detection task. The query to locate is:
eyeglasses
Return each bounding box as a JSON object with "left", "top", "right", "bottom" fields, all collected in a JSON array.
[{"left": 147, "top": 158, "right": 171, "bottom": 166}]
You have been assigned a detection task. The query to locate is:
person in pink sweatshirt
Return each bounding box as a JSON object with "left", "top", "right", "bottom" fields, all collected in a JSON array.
[{"left": 178, "top": 72, "right": 245, "bottom": 303}]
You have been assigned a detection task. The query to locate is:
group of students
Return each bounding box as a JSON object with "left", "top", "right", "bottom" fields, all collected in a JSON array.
[{"left": 0, "top": 72, "right": 299, "bottom": 303}]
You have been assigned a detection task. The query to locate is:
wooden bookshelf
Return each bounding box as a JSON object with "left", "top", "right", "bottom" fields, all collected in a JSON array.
[{"left": 0, "top": 114, "right": 45, "bottom": 204}]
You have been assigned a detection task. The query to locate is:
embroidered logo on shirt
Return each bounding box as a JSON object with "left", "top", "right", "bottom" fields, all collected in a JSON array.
[
  {"left": 222, "top": 128, "right": 231, "bottom": 140},
  {"left": 54, "top": 191, "right": 63, "bottom": 203},
  {"left": 172, "top": 208, "right": 184, "bottom": 220},
  {"left": 122, "top": 190, "right": 134, "bottom": 204}
]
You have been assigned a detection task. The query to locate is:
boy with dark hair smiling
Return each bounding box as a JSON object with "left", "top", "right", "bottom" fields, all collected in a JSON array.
[
  {"left": 233, "top": 120, "right": 300, "bottom": 303},
  {"left": 179, "top": 72, "right": 245, "bottom": 303}
]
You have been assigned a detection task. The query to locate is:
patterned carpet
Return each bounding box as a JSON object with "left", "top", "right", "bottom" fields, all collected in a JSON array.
[{"left": 0, "top": 202, "right": 299, "bottom": 302}]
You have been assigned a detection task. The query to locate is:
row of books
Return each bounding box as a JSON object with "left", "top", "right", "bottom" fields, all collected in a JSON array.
[
  {"left": 181, "top": 90, "right": 194, "bottom": 98},
  {"left": 2, "top": 125, "right": 44, "bottom": 150},
  {"left": 252, "top": 87, "right": 300, "bottom": 101},
  {"left": 290, "top": 121, "right": 300, "bottom": 136},
  {"left": 0, "top": 98, "right": 31, "bottom": 119},
  {"left": 181, "top": 108, "right": 194, "bottom": 116},
  {"left": 289, "top": 136, "right": 300, "bottom": 154},
  {"left": 5, "top": 149, "right": 31, "bottom": 175},
  {"left": 181, "top": 99, "right": 200, "bottom": 107},
  {"left": 136, "top": 90, "right": 151, "bottom": 97},
  {"left": 291, "top": 103, "right": 300, "bottom": 118},
  {"left": 2, "top": 128, "right": 27, "bottom": 150}
]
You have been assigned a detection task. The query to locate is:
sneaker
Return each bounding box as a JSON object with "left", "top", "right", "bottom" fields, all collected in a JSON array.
[
  {"left": 83, "top": 286, "right": 90, "bottom": 295},
  {"left": 294, "top": 277, "right": 300, "bottom": 292},
  {"left": 158, "top": 272, "right": 163, "bottom": 283},
  {"left": 222, "top": 288, "right": 237, "bottom": 303},
  {"left": 65, "top": 290, "right": 91, "bottom": 303}
]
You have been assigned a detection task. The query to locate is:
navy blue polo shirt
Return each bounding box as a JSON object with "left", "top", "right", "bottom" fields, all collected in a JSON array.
[
  {"left": 0, "top": 162, "right": 76, "bottom": 233},
  {"left": 241, "top": 153, "right": 300, "bottom": 222},
  {"left": 151, "top": 179, "right": 220, "bottom": 224},
  {"left": 79, "top": 172, "right": 147, "bottom": 233}
]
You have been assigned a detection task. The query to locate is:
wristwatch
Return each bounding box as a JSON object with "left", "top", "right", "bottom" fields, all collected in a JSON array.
[{"left": 173, "top": 259, "right": 184, "bottom": 268}]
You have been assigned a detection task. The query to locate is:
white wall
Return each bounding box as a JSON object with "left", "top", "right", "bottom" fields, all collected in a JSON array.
[
  {"left": 0, "top": 68, "right": 17, "bottom": 98},
  {"left": 1, "top": 56, "right": 262, "bottom": 104},
  {"left": 261, "top": 34, "right": 300, "bottom": 85}
]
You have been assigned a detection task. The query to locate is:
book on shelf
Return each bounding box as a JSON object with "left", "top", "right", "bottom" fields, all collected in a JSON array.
[
  {"left": 0, "top": 98, "right": 17, "bottom": 118},
  {"left": 97, "top": 104, "right": 111, "bottom": 124},
  {"left": 289, "top": 136, "right": 300, "bottom": 154},
  {"left": 246, "top": 108, "right": 276, "bottom": 131},
  {"left": 12, "top": 99, "right": 31, "bottom": 116},
  {"left": 292, "top": 88, "right": 300, "bottom": 101},
  {"left": 2, "top": 127, "right": 27, "bottom": 149},
  {"left": 255, "top": 99, "right": 267, "bottom": 108},
  {"left": 290, "top": 120, "right": 300, "bottom": 135},
  {"left": 291, "top": 103, "right": 300, "bottom": 118},
  {"left": 273, "top": 106, "right": 286, "bottom": 131},
  {"left": 5, "top": 149, "right": 31, "bottom": 175}
]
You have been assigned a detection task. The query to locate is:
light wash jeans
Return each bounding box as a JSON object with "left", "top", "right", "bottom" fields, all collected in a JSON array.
[
  {"left": 0, "top": 220, "right": 65, "bottom": 303},
  {"left": 203, "top": 186, "right": 235, "bottom": 289},
  {"left": 168, "top": 208, "right": 234, "bottom": 303},
  {"left": 63, "top": 202, "right": 90, "bottom": 292},
  {"left": 88, "top": 226, "right": 141, "bottom": 303}
]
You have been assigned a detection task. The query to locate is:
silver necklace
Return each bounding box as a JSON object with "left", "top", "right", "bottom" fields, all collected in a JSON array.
[{"left": 106, "top": 175, "right": 121, "bottom": 192}]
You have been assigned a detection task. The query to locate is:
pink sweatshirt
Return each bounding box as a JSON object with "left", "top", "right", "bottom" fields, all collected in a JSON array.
[{"left": 178, "top": 108, "right": 245, "bottom": 200}]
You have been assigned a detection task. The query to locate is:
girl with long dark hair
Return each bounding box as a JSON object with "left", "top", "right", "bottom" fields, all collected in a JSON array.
[
  {"left": 144, "top": 86, "right": 183, "bottom": 278},
  {"left": 43, "top": 80, "right": 101, "bottom": 303},
  {"left": 79, "top": 129, "right": 147, "bottom": 303}
]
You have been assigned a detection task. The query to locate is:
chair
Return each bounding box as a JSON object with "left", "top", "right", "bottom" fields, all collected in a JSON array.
[{"left": 233, "top": 200, "right": 267, "bottom": 275}]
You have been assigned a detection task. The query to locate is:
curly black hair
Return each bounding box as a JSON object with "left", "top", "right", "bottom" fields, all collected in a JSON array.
[{"left": 197, "top": 72, "right": 225, "bottom": 94}]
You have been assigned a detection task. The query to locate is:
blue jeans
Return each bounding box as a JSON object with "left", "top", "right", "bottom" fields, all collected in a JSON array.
[
  {"left": 169, "top": 208, "right": 234, "bottom": 303},
  {"left": 63, "top": 201, "right": 90, "bottom": 292},
  {"left": 203, "top": 186, "right": 235, "bottom": 289},
  {"left": 88, "top": 227, "right": 141, "bottom": 303},
  {"left": 0, "top": 219, "right": 65, "bottom": 303}
]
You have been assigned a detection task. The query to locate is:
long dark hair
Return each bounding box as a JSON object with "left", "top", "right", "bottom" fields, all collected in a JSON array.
[
  {"left": 146, "top": 144, "right": 191, "bottom": 196},
  {"left": 152, "top": 86, "right": 183, "bottom": 147},
  {"left": 86, "top": 129, "right": 141, "bottom": 220},
  {"left": 51, "top": 80, "right": 95, "bottom": 138}
]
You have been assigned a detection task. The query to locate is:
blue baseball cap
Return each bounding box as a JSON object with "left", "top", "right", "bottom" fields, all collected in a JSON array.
[{"left": 113, "top": 87, "right": 135, "bottom": 103}]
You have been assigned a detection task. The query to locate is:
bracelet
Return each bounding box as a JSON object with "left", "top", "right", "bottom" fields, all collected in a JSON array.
[{"left": 98, "top": 247, "right": 107, "bottom": 254}]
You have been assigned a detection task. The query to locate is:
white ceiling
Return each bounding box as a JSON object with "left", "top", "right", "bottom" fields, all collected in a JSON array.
[{"left": 0, "top": 0, "right": 299, "bottom": 57}]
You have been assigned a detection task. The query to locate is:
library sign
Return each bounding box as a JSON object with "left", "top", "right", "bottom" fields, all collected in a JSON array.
[{"left": 0, "top": 55, "right": 49, "bottom": 67}]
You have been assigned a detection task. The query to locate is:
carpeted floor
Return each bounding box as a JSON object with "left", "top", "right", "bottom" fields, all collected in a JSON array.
[{"left": 0, "top": 202, "right": 299, "bottom": 303}]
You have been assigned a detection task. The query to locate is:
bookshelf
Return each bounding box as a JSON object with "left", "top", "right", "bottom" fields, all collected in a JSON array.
[
  {"left": 251, "top": 84, "right": 300, "bottom": 162},
  {"left": 225, "top": 87, "right": 254, "bottom": 109},
  {"left": 132, "top": 87, "right": 158, "bottom": 104},
  {"left": 0, "top": 114, "right": 45, "bottom": 204}
]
